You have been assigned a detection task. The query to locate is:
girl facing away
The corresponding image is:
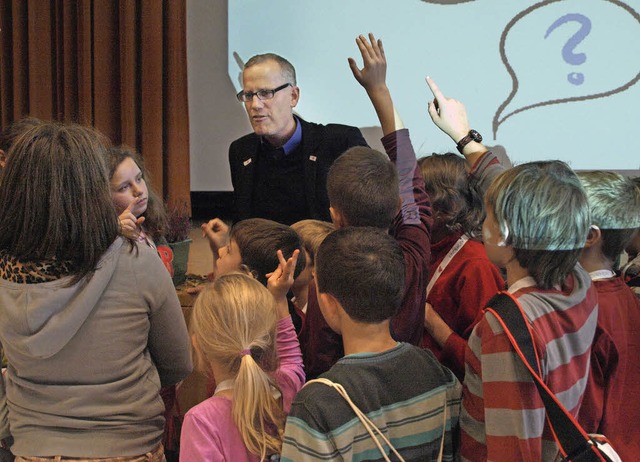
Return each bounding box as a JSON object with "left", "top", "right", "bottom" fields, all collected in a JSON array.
[
  {"left": 418, "top": 153, "right": 505, "bottom": 379},
  {"left": 180, "top": 251, "right": 305, "bottom": 461}
]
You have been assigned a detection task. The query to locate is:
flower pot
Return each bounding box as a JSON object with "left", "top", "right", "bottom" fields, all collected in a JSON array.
[{"left": 168, "top": 239, "right": 192, "bottom": 286}]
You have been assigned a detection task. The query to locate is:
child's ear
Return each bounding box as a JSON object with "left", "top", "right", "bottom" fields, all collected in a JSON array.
[
  {"left": 584, "top": 225, "right": 602, "bottom": 249},
  {"left": 318, "top": 291, "right": 342, "bottom": 332},
  {"left": 330, "top": 206, "right": 347, "bottom": 228}
]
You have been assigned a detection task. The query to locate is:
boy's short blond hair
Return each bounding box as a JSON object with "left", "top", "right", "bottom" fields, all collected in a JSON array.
[
  {"left": 578, "top": 171, "right": 640, "bottom": 230},
  {"left": 291, "top": 219, "right": 334, "bottom": 265},
  {"left": 485, "top": 160, "right": 590, "bottom": 289},
  {"left": 578, "top": 171, "right": 640, "bottom": 262}
]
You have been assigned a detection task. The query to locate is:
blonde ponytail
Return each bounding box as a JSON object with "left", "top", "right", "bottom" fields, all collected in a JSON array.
[{"left": 190, "top": 273, "right": 285, "bottom": 458}]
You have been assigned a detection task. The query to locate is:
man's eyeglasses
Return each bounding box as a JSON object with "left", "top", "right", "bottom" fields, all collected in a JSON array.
[{"left": 236, "top": 83, "right": 292, "bottom": 103}]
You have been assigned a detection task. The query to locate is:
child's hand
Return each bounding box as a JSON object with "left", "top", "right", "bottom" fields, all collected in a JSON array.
[
  {"left": 425, "top": 77, "right": 470, "bottom": 143},
  {"left": 201, "top": 218, "right": 229, "bottom": 254},
  {"left": 118, "top": 197, "right": 145, "bottom": 239},
  {"left": 424, "top": 302, "right": 453, "bottom": 348},
  {"left": 267, "top": 249, "right": 300, "bottom": 309},
  {"left": 348, "top": 33, "right": 387, "bottom": 94}
]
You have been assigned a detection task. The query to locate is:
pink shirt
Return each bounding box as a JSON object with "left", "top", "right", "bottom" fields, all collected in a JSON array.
[{"left": 179, "top": 317, "right": 304, "bottom": 461}]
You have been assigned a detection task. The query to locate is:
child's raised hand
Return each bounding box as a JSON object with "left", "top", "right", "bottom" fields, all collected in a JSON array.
[
  {"left": 201, "top": 218, "right": 229, "bottom": 253},
  {"left": 348, "top": 33, "right": 387, "bottom": 93},
  {"left": 425, "top": 76, "right": 470, "bottom": 143},
  {"left": 267, "top": 249, "right": 300, "bottom": 307},
  {"left": 118, "top": 197, "right": 145, "bottom": 240}
]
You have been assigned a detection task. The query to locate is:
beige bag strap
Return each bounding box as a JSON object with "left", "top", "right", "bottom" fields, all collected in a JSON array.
[
  {"left": 305, "top": 378, "right": 405, "bottom": 462},
  {"left": 305, "top": 378, "right": 450, "bottom": 462}
]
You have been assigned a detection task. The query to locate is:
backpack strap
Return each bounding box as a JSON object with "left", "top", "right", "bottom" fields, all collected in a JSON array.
[
  {"left": 304, "top": 378, "right": 407, "bottom": 462},
  {"left": 485, "top": 292, "right": 610, "bottom": 462}
]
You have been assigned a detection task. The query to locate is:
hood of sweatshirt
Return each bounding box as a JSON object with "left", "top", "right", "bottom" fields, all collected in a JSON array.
[{"left": 0, "top": 238, "right": 124, "bottom": 360}]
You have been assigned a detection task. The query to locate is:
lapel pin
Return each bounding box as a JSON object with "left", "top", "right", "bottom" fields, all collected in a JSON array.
[
  {"left": 309, "top": 155, "right": 317, "bottom": 162},
  {"left": 243, "top": 158, "right": 252, "bottom": 167}
]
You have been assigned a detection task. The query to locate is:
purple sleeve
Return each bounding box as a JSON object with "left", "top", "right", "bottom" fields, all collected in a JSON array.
[
  {"left": 274, "top": 316, "right": 305, "bottom": 413},
  {"left": 381, "top": 129, "right": 433, "bottom": 345}
]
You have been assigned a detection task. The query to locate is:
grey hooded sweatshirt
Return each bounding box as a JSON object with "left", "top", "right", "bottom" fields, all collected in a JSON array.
[{"left": 0, "top": 238, "right": 192, "bottom": 457}]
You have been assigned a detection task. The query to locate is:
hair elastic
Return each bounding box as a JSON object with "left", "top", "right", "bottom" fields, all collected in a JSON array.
[{"left": 240, "top": 348, "right": 252, "bottom": 357}]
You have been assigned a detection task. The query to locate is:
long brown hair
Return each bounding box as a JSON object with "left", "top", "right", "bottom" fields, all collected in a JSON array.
[
  {"left": 106, "top": 145, "right": 167, "bottom": 242},
  {"left": 0, "top": 122, "right": 119, "bottom": 284}
]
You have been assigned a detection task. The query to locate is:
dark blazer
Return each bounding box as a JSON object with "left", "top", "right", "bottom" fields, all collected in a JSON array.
[{"left": 228, "top": 118, "right": 368, "bottom": 223}]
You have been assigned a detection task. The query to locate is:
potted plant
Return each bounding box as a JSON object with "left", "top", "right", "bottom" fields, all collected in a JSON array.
[{"left": 164, "top": 201, "right": 192, "bottom": 286}]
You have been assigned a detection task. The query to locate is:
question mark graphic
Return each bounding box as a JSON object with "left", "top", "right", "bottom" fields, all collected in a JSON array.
[{"left": 545, "top": 13, "right": 592, "bottom": 85}]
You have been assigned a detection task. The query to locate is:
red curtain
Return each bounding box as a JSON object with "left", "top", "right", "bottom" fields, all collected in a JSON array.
[{"left": 0, "top": 0, "right": 190, "bottom": 209}]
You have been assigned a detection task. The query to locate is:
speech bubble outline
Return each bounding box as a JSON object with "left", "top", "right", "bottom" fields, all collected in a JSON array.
[{"left": 493, "top": 0, "right": 640, "bottom": 139}]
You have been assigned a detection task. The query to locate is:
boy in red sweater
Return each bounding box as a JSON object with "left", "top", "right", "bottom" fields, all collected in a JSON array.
[
  {"left": 425, "top": 78, "right": 597, "bottom": 460},
  {"left": 577, "top": 171, "right": 640, "bottom": 461}
]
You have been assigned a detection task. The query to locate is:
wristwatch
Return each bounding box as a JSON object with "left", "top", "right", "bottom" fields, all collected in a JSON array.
[{"left": 456, "top": 129, "right": 482, "bottom": 154}]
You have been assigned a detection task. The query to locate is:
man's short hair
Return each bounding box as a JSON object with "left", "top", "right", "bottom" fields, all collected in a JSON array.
[
  {"left": 327, "top": 147, "right": 399, "bottom": 228},
  {"left": 231, "top": 218, "right": 306, "bottom": 286},
  {"left": 485, "top": 160, "right": 590, "bottom": 289},
  {"left": 578, "top": 170, "right": 640, "bottom": 262},
  {"left": 244, "top": 53, "right": 296, "bottom": 85},
  {"left": 316, "top": 227, "right": 405, "bottom": 323}
]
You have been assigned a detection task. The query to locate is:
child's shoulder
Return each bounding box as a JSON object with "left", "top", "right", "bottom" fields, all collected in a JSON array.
[{"left": 185, "top": 394, "right": 233, "bottom": 424}]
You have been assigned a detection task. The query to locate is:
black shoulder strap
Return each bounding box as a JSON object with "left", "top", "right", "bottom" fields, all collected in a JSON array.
[{"left": 485, "top": 292, "right": 609, "bottom": 462}]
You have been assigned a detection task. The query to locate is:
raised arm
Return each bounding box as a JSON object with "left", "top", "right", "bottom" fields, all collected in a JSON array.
[
  {"left": 426, "top": 77, "right": 506, "bottom": 195},
  {"left": 201, "top": 218, "right": 230, "bottom": 278},
  {"left": 267, "top": 249, "right": 300, "bottom": 319},
  {"left": 348, "top": 33, "right": 403, "bottom": 135},
  {"left": 425, "top": 77, "right": 487, "bottom": 168}
]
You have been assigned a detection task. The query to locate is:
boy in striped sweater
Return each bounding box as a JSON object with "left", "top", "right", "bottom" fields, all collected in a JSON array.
[
  {"left": 461, "top": 162, "right": 597, "bottom": 461},
  {"left": 425, "top": 77, "right": 598, "bottom": 462},
  {"left": 281, "top": 227, "right": 461, "bottom": 461}
]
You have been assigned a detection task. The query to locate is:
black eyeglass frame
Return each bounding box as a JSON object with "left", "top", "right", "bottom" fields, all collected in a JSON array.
[{"left": 236, "top": 83, "right": 292, "bottom": 103}]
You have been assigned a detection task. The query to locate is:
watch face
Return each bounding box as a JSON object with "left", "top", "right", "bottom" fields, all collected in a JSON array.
[{"left": 470, "top": 129, "right": 483, "bottom": 142}]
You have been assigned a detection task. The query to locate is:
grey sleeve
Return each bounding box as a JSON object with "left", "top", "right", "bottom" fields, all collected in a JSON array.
[{"left": 140, "top": 256, "right": 193, "bottom": 388}]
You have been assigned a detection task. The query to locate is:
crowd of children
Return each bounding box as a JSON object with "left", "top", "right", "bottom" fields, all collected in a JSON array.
[{"left": 0, "top": 31, "right": 639, "bottom": 462}]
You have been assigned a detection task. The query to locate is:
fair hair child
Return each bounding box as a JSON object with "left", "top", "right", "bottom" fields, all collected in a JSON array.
[
  {"left": 418, "top": 153, "right": 505, "bottom": 379},
  {"left": 576, "top": 171, "right": 640, "bottom": 460},
  {"left": 459, "top": 160, "right": 597, "bottom": 461},
  {"left": 281, "top": 227, "right": 460, "bottom": 460},
  {"left": 290, "top": 219, "right": 334, "bottom": 313},
  {"left": 180, "top": 250, "right": 305, "bottom": 461},
  {"left": 106, "top": 145, "right": 167, "bottom": 246}
]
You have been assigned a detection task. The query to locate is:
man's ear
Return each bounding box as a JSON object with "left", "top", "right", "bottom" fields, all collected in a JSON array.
[
  {"left": 330, "top": 206, "right": 347, "bottom": 229},
  {"left": 584, "top": 225, "right": 602, "bottom": 249},
  {"left": 290, "top": 85, "right": 300, "bottom": 108},
  {"left": 0, "top": 149, "right": 6, "bottom": 169}
]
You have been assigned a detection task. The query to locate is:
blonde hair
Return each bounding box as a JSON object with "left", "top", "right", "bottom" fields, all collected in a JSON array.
[
  {"left": 291, "top": 219, "right": 334, "bottom": 265},
  {"left": 190, "top": 273, "right": 284, "bottom": 458},
  {"left": 485, "top": 160, "right": 589, "bottom": 289}
]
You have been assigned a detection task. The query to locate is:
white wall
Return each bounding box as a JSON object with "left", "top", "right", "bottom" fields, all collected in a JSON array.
[{"left": 188, "top": 0, "right": 640, "bottom": 192}]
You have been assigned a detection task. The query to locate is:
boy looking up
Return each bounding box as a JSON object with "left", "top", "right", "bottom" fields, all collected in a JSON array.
[
  {"left": 577, "top": 171, "right": 640, "bottom": 461},
  {"left": 281, "top": 227, "right": 461, "bottom": 461}
]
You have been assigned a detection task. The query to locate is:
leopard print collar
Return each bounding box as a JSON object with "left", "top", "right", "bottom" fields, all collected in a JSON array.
[{"left": 0, "top": 250, "right": 73, "bottom": 284}]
